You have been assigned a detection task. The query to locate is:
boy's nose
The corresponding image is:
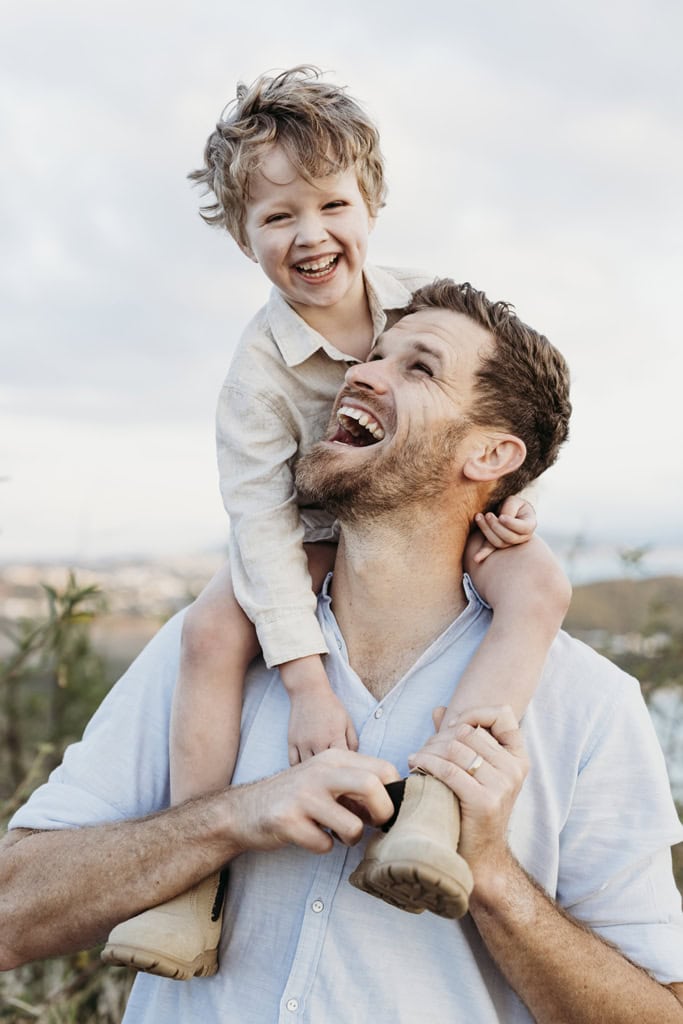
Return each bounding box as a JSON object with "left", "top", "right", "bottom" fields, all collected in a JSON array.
[
  {"left": 295, "top": 212, "right": 328, "bottom": 247},
  {"left": 345, "top": 360, "right": 389, "bottom": 395}
]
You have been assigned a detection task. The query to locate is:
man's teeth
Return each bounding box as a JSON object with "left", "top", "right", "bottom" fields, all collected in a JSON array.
[
  {"left": 337, "top": 405, "right": 385, "bottom": 440},
  {"left": 296, "top": 256, "right": 338, "bottom": 274}
]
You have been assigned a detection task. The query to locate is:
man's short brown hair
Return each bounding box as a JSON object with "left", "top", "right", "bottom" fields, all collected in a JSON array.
[
  {"left": 189, "top": 66, "right": 386, "bottom": 248},
  {"left": 406, "top": 280, "right": 572, "bottom": 505}
]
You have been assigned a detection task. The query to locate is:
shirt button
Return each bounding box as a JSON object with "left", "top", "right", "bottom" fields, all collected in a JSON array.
[
  {"left": 374, "top": 707, "right": 384, "bottom": 719},
  {"left": 286, "top": 998, "right": 299, "bottom": 1012},
  {"left": 336, "top": 637, "right": 343, "bottom": 651},
  {"left": 311, "top": 899, "right": 324, "bottom": 913}
]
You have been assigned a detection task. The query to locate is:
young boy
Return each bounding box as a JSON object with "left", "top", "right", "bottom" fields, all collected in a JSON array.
[{"left": 102, "top": 67, "right": 569, "bottom": 980}]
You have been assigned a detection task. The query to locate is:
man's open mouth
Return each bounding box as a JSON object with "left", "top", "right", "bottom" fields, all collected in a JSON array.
[
  {"left": 330, "top": 404, "right": 385, "bottom": 447},
  {"left": 295, "top": 255, "right": 339, "bottom": 279}
]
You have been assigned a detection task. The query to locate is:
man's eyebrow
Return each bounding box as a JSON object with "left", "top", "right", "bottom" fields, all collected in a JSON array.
[
  {"left": 412, "top": 340, "right": 444, "bottom": 364},
  {"left": 372, "top": 335, "right": 446, "bottom": 363}
]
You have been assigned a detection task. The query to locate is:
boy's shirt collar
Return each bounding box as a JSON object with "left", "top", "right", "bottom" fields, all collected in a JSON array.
[{"left": 267, "top": 264, "right": 415, "bottom": 368}]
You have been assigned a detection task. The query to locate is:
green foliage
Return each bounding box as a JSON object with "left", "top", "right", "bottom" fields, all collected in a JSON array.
[{"left": 0, "top": 574, "right": 132, "bottom": 1023}]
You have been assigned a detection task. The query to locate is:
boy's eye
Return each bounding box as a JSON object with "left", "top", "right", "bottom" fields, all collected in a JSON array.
[
  {"left": 324, "top": 200, "right": 347, "bottom": 210},
  {"left": 265, "top": 213, "right": 288, "bottom": 224}
]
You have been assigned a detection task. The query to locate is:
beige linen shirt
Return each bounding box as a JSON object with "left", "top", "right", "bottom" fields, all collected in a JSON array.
[{"left": 217, "top": 264, "right": 432, "bottom": 667}]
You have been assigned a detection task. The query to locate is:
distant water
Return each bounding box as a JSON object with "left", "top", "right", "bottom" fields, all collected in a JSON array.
[{"left": 548, "top": 538, "right": 683, "bottom": 585}]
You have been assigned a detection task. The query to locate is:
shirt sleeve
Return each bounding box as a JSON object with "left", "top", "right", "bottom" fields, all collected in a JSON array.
[
  {"left": 217, "top": 383, "right": 328, "bottom": 668},
  {"left": 557, "top": 676, "right": 683, "bottom": 983}
]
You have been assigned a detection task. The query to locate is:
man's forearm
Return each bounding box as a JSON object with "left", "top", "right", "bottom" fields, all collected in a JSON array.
[
  {"left": 0, "top": 750, "right": 399, "bottom": 971},
  {"left": 0, "top": 791, "right": 239, "bottom": 969},
  {"left": 470, "top": 854, "right": 683, "bottom": 1023}
]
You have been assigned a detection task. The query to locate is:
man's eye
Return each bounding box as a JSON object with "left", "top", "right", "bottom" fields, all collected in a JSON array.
[{"left": 412, "top": 362, "right": 433, "bottom": 376}]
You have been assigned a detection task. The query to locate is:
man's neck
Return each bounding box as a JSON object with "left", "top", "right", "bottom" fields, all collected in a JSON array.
[{"left": 330, "top": 507, "right": 471, "bottom": 700}]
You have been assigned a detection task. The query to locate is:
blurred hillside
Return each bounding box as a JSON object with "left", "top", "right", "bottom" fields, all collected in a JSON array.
[
  {"left": 3, "top": 558, "right": 682, "bottom": 660},
  {"left": 566, "top": 576, "right": 683, "bottom": 634}
]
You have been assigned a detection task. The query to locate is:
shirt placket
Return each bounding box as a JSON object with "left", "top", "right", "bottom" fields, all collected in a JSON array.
[{"left": 277, "top": 842, "right": 349, "bottom": 1022}]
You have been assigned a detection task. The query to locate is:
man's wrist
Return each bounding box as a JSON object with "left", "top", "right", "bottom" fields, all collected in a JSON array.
[
  {"left": 468, "top": 847, "right": 529, "bottom": 917},
  {"left": 191, "top": 787, "right": 249, "bottom": 863}
]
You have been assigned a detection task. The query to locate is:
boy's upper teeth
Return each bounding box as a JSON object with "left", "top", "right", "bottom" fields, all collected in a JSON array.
[
  {"left": 297, "top": 256, "right": 337, "bottom": 272},
  {"left": 338, "top": 404, "right": 385, "bottom": 440}
]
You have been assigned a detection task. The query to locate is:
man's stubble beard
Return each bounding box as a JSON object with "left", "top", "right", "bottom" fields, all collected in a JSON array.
[{"left": 295, "top": 420, "right": 471, "bottom": 526}]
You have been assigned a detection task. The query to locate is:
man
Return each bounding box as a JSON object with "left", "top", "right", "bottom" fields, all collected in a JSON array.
[{"left": 1, "top": 281, "right": 682, "bottom": 1023}]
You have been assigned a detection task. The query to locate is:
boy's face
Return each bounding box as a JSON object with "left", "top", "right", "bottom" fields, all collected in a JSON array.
[{"left": 240, "top": 145, "right": 373, "bottom": 319}]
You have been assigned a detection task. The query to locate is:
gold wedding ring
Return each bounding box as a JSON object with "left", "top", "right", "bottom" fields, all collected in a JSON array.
[{"left": 466, "top": 753, "right": 484, "bottom": 776}]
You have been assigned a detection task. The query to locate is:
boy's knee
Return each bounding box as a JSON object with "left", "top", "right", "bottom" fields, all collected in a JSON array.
[{"left": 181, "top": 598, "right": 229, "bottom": 661}]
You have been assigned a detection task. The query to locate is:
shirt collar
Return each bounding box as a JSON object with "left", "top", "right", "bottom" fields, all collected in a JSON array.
[
  {"left": 266, "top": 265, "right": 415, "bottom": 368},
  {"left": 317, "top": 570, "right": 488, "bottom": 673}
]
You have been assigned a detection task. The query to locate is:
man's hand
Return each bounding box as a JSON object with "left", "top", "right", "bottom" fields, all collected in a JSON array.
[
  {"left": 227, "top": 749, "right": 400, "bottom": 856},
  {"left": 407, "top": 706, "right": 528, "bottom": 889}
]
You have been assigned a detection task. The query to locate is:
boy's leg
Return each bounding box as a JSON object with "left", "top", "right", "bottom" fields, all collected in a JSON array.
[
  {"left": 102, "top": 561, "right": 258, "bottom": 980},
  {"left": 170, "top": 562, "right": 259, "bottom": 803}
]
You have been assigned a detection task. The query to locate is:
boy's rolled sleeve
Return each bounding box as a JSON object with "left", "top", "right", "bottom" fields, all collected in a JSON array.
[{"left": 217, "top": 384, "right": 328, "bottom": 668}]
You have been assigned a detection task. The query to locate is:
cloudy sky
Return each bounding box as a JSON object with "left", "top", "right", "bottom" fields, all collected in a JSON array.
[{"left": 2, "top": 0, "right": 682, "bottom": 565}]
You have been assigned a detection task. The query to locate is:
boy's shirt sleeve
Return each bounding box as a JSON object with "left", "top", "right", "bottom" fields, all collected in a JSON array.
[{"left": 217, "top": 381, "right": 328, "bottom": 669}]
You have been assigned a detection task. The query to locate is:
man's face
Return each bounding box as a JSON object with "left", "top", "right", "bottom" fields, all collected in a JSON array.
[{"left": 295, "top": 307, "right": 494, "bottom": 522}]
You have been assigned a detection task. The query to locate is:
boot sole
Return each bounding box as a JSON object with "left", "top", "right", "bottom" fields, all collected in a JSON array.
[
  {"left": 101, "top": 942, "right": 218, "bottom": 980},
  {"left": 349, "top": 830, "right": 473, "bottom": 919},
  {"left": 348, "top": 860, "right": 425, "bottom": 913},
  {"left": 366, "top": 857, "right": 471, "bottom": 919}
]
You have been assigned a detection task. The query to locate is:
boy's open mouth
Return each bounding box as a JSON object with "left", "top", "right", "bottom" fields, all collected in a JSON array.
[
  {"left": 330, "top": 404, "right": 385, "bottom": 447},
  {"left": 295, "top": 254, "right": 339, "bottom": 279}
]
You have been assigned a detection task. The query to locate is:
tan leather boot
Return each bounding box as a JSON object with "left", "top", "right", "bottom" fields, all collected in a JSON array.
[
  {"left": 101, "top": 870, "right": 227, "bottom": 980},
  {"left": 349, "top": 773, "right": 473, "bottom": 918}
]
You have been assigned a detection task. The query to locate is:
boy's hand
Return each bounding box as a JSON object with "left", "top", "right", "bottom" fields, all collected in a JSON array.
[
  {"left": 468, "top": 496, "right": 537, "bottom": 566},
  {"left": 280, "top": 655, "right": 358, "bottom": 765}
]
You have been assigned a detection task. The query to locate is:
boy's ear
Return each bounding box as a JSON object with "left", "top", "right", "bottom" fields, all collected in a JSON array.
[
  {"left": 463, "top": 433, "right": 527, "bottom": 484},
  {"left": 238, "top": 240, "right": 258, "bottom": 263}
]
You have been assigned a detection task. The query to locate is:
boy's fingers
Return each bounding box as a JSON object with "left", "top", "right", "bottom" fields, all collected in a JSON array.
[
  {"left": 346, "top": 724, "right": 359, "bottom": 751},
  {"left": 498, "top": 514, "right": 535, "bottom": 536},
  {"left": 431, "top": 706, "right": 447, "bottom": 731},
  {"left": 481, "top": 515, "right": 530, "bottom": 545},
  {"left": 473, "top": 541, "right": 496, "bottom": 563},
  {"left": 475, "top": 514, "right": 506, "bottom": 547},
  {"left": 453, "top": 705, "right": 523, "bottom": 750}
]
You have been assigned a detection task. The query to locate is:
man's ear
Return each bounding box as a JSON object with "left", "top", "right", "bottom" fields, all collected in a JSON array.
[{"left": 463, "top": 434, "right": 527, "bottom": 483}]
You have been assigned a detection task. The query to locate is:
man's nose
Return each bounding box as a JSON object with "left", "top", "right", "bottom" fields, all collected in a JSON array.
[{"left": 345, "top": 360, "right": 389, "bottom": 394}]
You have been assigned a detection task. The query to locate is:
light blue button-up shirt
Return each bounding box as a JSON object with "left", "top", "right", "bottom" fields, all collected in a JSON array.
[{"left": 12, "top": 577, "right": 683, "bottom": 1023}]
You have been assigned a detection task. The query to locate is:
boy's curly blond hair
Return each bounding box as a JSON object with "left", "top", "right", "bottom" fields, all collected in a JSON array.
[{"left": 188, "top": 66, "right": 386, "bottom": 247}]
